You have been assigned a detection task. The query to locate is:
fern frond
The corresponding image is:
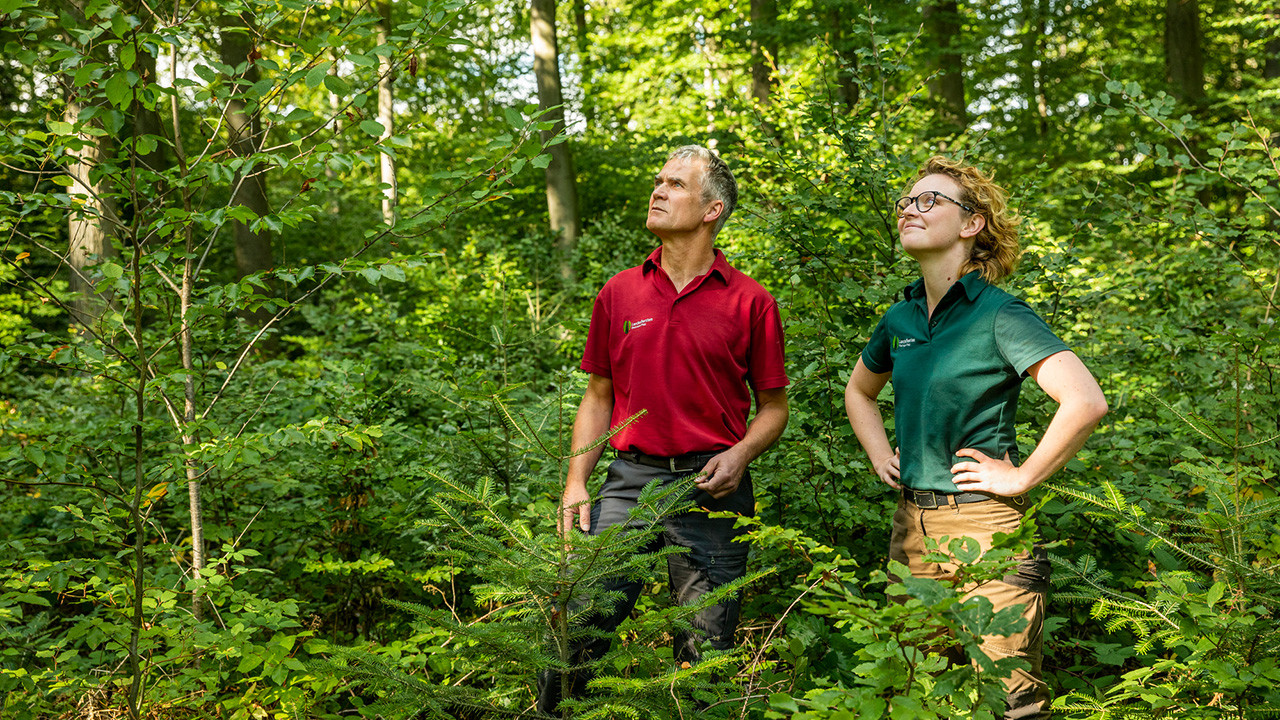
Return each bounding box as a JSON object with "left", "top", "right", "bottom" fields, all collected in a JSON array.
[
  {"left": 1237, "top": 430, "right": 1280, "bottom": 449},
  {"left": 1142, "top": 391, "right": 1233, "bottom": 448}
]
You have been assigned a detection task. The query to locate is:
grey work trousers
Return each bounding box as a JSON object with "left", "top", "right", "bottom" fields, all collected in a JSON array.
[{"left": 536, "top": 456, "right": 754, "bottom": 713}]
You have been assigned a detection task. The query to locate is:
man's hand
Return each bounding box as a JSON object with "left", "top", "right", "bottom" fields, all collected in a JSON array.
[
  {"left": 691, "top": 386, "right": 788, "bottom": 500},
  {"left": 875, "top": 447, "right": 902, "bottom": 490},
  {"left": 696, "top": 446, "right": 750, "bottom": 499},
  {"left": 950, "top": 449, "right": 1035, "bottom": 497},
  {"left": 557, "top": 374, "right": 613, "bottom": 537},
  {"left": 560, "top": 483, "right": 592, "bottom": 535}
]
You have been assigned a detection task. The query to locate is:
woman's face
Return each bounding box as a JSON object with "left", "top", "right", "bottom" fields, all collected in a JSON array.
[{"left": 896, "top": 173, "right": 981, "bottom": 258}]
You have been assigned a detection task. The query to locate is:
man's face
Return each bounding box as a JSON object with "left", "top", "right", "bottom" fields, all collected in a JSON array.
[{"left": 646, "top": 157, "right": 717, "bottom": 236}]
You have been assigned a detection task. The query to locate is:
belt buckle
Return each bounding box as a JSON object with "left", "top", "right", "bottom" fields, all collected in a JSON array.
[
  {"left": 668, "top": 456, "right": 678, "bottom": 473},
  {"left": 914, "top": 490, "right": 939, "bottom": 509}
]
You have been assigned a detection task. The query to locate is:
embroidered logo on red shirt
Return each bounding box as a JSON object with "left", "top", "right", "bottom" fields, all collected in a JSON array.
[{"left": 623, "top": 317, "right": 654, "bottom": 334}]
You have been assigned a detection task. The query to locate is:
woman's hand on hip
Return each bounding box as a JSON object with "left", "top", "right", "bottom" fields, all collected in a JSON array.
[
  {"left": 875, "top": 448, "right": 902, "bottom": 490},
  {"left": 950, "top": 448, "right": 1035, "bottom": 496}
]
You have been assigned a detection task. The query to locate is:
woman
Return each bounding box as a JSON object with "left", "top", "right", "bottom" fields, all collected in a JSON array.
[{"left": 845, "top": 156, "right": 1107, "bottom": 719}]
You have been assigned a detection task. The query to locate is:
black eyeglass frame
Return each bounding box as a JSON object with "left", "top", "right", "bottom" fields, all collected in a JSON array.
[{"left": 895, "top": 190, "right": 976, "bottom": 217}]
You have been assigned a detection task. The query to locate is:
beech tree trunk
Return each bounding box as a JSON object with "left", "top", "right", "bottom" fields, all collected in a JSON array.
[
  {"left": 220, "top": 14, "right": 273, "bottom": 281},
  {"left": 703, "top": 29, "right": 718, "bottom": 137},
  {"left": 924, "top": 0, "right": 967, "bottom": 130},
  {"left": 378, "top": 1, "right": 397, "bottom": 226},
  {"left": 61, "top": 14, "right": 117, "bottom": 329},
  {"left": 530, "top": 0, "right": 581, "bottom": 279},
  {"left": 1021, "top": 0, "right": 1049, "bottom": 137},
  {"left": 1266, "top": 7, "right": 1280, "bottom": 79},
  {"left": 831, "top": 7, "right": 859, "bottom": 112},
  {"left": 572, "top": 0, "right": 593, "bottom": 127},
  {"left": 750, "top": 0, "right": 777, "bottom": 105},
  {"left": 132, "top": 44, "right": 167, "bottom": 174},
  {"left": 1166, "top": 0, "right": 1205, "bottom": 102}
]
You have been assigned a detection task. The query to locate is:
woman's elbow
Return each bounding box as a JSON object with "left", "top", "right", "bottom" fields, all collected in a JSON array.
[
  {"left": 1084, "top": 391, "right": 1109, "bottom": 426},
  {"left": 1061, "top": 384, "right": 1108, "bottom": 428}
]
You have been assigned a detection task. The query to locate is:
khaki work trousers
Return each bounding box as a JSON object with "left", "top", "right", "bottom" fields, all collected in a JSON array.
[{"left": 889, "top": 494, "right": 1052, "bottom": 720}]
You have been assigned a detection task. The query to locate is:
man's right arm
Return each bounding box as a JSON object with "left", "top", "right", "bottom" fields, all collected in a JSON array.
[{"left": 561, "top": 373, "right": 615, "bottom": 535}]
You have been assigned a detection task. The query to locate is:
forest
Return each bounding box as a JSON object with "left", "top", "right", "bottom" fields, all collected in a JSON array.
[{"left": 1, "top": 0, "right": 1278, "bottom": 717}]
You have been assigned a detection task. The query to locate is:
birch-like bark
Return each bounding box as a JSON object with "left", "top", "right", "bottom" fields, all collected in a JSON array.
[
  {"left": 169, "top": 27, "right": 207, "bottom": 624},
  {"left": 181, "top": 247, "right": 204, "bottom": 622},
  {"left": 378, "top": 1, "right": 397, "bottom": 226}
]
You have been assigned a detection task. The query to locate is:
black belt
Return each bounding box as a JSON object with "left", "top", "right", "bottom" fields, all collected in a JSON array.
[
  {"left": 902, "top": 487, "right": 1003, "bottom": 509},
  {"left": 616, "top": 450, "right": 717, "bottom": 473}
]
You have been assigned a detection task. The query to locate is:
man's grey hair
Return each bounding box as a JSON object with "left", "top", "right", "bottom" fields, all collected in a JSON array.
[{"left": 667, "top": 144, "right": 738, "bottom": 236}]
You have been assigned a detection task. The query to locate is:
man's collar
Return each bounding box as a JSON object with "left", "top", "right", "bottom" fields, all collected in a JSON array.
[
  {"left": 643, "top": 246, "right": 730, "bottom": 284},
  {"left": 642, "top": 246, "right": 663, "bottom": 272}
]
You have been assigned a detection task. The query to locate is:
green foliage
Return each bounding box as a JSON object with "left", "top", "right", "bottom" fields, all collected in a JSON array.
[
  {"left": 739, "top": 508, "right": 1042, "bottom": 720},
  {"left": 0, "top": 0, "right": 1278, "bottom": 717},
  {"left": 1049, "top": 392, "right": 1280, "bottom": 718},
  {"left": 0, "top": 0, "right": 559, "bottom": 716},
  {"left": 321, "top": 424, "right": 764, "bottom": 718}
]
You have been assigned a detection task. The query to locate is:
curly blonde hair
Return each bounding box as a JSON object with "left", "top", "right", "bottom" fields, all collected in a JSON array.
[{"left": 915, "top": 156, "right": 1021, "bottom": 283}]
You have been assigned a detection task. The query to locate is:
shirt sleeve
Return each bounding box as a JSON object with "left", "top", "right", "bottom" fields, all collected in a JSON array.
[
  {"left": 994, "top": 300, "right": 1071, "bottom": 376},
  {"left": 748, "top": 298, "right": 789, "bottom": 390},
  {"left": 861, "top": 314, "right": 893, "bottom": 374},
  {"left": 580, "top": 288, "right": 613, "bottom": 377}
]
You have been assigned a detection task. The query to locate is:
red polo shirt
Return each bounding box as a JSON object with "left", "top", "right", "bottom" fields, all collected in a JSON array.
[{"left": 581, "top": 247, "right": 789, "bottom": 457}]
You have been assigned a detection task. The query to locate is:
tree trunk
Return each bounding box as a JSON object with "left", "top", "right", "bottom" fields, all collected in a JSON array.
[
  {"left": 378, "top": 1, "right": 397, "bottom": 226},
  {"left": 572, "top": 0, "right": 594, "bottom": 127},
  {"left": 924, "top": 0, "right": 967, "bottom": 130},
  {"left": 750, "top": 0, "right": 777, "bottom": 105},
  {"left": 530, "top": 0, "right": 581, "bottom": 279},
  {"left": 1166, "top": 0, "right": 1205, "bottom": 102},
  {"left": 704, "top": 24, "right": 719, "bottom": 136},
  {"left": 181, "top": 243, "right": 205, "bottom": 623},
  {"left": 831, "top": 6, "right": 859, "bottom": 112},
  {"left": 1021, "top": 0, "right": 1049, "bottom": 137},
  {"left": 60, "top": 0, "right": 116, "bottom": 329},
  {"left": 220, "top": 14, "right": 273, "bottom": 282},
  {"left": 132, "top": 44, "right": 167, "bottom": 174},
  {"left": 166, "top": 35, "right": 206, "bottom": 624},
  {"left": 327, "top": 54, "right": 342, "bottom": 214},
  {"left": 64, "top": 83, "right": 117, "bottom": 330},
  {"left": 1266, "top": 7, "right": 1280, "bottom": 80}
]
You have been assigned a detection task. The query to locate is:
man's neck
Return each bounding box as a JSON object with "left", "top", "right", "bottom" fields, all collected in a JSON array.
[{"left": 658, "top": 234, "right": 716, "bottom": 293}]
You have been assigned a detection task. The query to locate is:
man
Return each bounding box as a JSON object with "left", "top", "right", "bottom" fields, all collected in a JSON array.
[{"left": 539, "top": 144, "right": 790, "bottom": 710}]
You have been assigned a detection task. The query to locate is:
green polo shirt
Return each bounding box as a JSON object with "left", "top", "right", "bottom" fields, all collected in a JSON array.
[{"left": 862, "top": 272, "right": 1070, "bottom": 493}]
